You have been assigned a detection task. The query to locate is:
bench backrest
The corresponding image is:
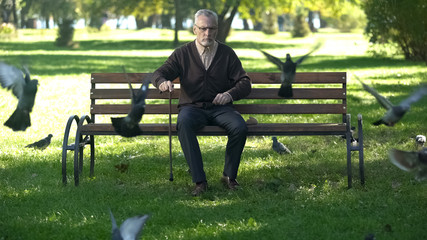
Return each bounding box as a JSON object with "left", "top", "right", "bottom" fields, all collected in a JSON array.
[{"left": 90, "top": 72, "right": 347, "bottom": 124}]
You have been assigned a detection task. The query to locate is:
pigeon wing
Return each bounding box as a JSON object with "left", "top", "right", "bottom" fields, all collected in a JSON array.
[
  {"left": 109, "top": 209, "right": 123, "bottom": 240},
  {"left": 398, "top": 85, "right": 427, "bottom": 108},
  {"left": 295, "top": 41, "right": 322, "bottom": 65},
  {"left": 120, "top": 215, "right": 150, "bottom": 240},
  {"left": 0, "top": 62, "right": 26, "bottom": 99},
  {"left": 389, "top": 148, "right": 419, "bottom": 171},
  {"left": 294, "top": 53, "right": 310, "bottom": 66},
  {"left": 354, "top": 75, "right": 393, "bottom": 109},
  {"left": 259, "top": 50, "right": 284, "bottom": 72},
  {"left": 127, "top": 74, "right": 151, "bottom": 122},
  {"left": 122, "top": 66, "right": 136, "bottom": 104},
  {"left": 135, "top": 74, "right": 152, "bottom": 105}
]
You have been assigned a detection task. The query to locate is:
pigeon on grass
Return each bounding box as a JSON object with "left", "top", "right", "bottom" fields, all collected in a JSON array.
[
  {"left": 272, "top": 136, "right": 291, "bottom": 154},
  {"left": 415, "top": 135, "right": 426, "bottom": 149},
  {"left": 110, "top": 210, "right": 150, "bottom": 240},
  {"left": 258, "top": 41, "right": 322, "bottom": 98},
  {"left": 354, "top": 75, "right": 427, "bottom": 126},
  {"left": 342, "top": 126, "right": 358, "bottom": 146},
  {"left": 114, "top": 163, "right": 129, "bottom": 173},
  {"left": 0, "top": 62, "right": 38, "bottom": 131},
  {"left": 111, "top": 67, "right": 151, "bottom": 137},
  {"left": 389, "top": 148, "right": 427, "bottom": 181},
  {"left": 25, "top": 134, "right": 53, "bottom": 150}
]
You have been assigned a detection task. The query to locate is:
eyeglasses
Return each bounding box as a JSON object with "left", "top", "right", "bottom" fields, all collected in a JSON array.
[{"left": 194, "top": 24, "right": 218, "bottom": 32}]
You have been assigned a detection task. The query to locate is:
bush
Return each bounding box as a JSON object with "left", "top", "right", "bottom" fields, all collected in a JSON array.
[
  {"left": 0, "top": 22, "right": 16, "bottom": 35},
  {"left": 85, "top": 24, "right": 112, "bottom": 33},
  {"left": 329, "top": 3, "right": 366, "bottom": 33},
  {"left": 363, "top": 0, "right": 426, "bottom": 63},
  {"left": 366, "top": 42, "right": 402, "bottom": 59},
  {"left": 291, "top": 14, "right": 310, "bottom": 38}
]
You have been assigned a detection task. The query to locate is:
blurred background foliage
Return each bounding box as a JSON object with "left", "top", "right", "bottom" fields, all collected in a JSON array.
[{"left": 0, "top": 0, "right": 425, "bottom": 62}]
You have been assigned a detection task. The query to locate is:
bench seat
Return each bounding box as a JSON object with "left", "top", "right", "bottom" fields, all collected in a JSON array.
[{"left": 80, "top": 123, "right": 347, "bottom": 136}]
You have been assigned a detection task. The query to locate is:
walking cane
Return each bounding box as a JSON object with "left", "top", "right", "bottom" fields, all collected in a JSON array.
[{"left": 168, "top": 91, "right": 174, "bottom": 181}]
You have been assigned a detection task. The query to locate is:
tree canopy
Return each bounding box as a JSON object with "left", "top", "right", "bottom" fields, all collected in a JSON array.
[{"left": 363, "top": 0, "right": 426, "bottom": 63}]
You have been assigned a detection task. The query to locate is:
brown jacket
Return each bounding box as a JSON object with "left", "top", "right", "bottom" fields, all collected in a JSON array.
[{"left": 153, "top": 40, "right": 251, "bottom": 108}]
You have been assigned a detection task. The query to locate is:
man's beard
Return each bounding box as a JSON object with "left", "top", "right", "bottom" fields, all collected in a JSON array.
[{"left": 201, "top": 38, "right": 214, "bottom": 47}]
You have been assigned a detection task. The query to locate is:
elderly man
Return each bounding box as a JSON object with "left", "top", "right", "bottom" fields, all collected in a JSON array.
[{"left": 152, "top": 9, "right": 251, "bottom": 196}]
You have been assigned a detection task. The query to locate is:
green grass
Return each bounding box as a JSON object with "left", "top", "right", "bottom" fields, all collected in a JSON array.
[{"left": 1, "top": 28, "right": 427, "bottom": 239}]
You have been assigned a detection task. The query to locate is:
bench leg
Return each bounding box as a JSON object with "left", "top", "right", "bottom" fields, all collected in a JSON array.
[
  {"left": 357, "top": 114, "right": 365, "bottom": 185},
  {"left": 73, "top": 115, "right": 93, "bottom": 186},
  {"left": 61, "top": 115, "right": 80, "bottom": 185},
  {"left": 74, "top": 135, "right": 82, "bottom": 186},
  {"left": 90, "top": 135, "right": 95, "bottom": 178},
  {"left": 346, "top": 135, "right": 352, "bottom": 189},
  {"left": 79, "top": 137, "right": 84, "bottom": 174},
  {"left": 346, "top": 114, "right": 352, "bottom": 189}
]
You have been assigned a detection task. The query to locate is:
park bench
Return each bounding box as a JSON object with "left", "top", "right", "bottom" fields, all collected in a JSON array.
[{"left": 61, "top": 72, "right": 365, "bottom": 188}]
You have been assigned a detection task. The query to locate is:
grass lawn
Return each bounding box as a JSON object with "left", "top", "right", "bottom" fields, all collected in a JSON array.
[{"left": 0, "top": 28, "right": 426, "bottom": 239}]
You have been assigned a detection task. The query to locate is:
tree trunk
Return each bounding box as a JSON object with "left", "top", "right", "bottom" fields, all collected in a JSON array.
[
  {"left": 20, "top": 0, "right": 32, "bottom": 28},
  {"left": 217, "top": 0, "right": 241, "bottom": 43},
  {"left": 161, "top": 12, "right": 171, "bottom": 29},
  {"left": 173, "top": 0, "right": 181, "bottom": 47},
  {"left": 56, "top": 18, "right": 75, "bottom": 47},
  {"left": 242, "top": 18, "right": 249, "bottom": 30},
  {"left": 135, "top": 17, "right": 146, "bottom": 29},
  {"left": 1, "top": 0, "right": 9, "bottom": 23},
  {"left": 308, "top": 11, "right": 315, "bottom": 32},
  {"left": 11, "top": 0, "right": 17, "bottom": 26},
  {"left": 45, "top": 16, "right": 50, "bottom": 29}
]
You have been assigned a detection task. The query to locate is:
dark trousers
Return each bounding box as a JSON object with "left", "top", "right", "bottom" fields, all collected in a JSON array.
[{"left": 177, "top": 105, "right": 248, "bottom": 183}]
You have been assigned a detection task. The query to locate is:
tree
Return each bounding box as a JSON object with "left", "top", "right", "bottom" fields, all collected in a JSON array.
[
  {"left": 216, "top": 0, "right": 240, "bottom": 43},
  {"left": 261, "top": 9, "right": 278, "bottom": 34},
  {"left": 18, "top": 0, "right": 33, "bottom": 28},
  {"left": 291, "top": 12, "right": 310, "bottom": 37},
  {"left": 54, "top": 0, "right": 77, "bottom": 47},
  {"left": 173, "top": 0, "right": 181, "bottom": 46},
  {"left": 363, "top": 0, "right": 426, "bottom": 63},
  {"left": 1, "top": 0, "right": 18, "bottom": 25}
]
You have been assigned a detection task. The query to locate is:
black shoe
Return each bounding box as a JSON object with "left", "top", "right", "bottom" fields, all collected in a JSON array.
[
  {"left": 191, "top": 181, "right": 208, "bottom": 196},
  {"left": 221, "top": 175, "right": 240, "bottom": 190}
]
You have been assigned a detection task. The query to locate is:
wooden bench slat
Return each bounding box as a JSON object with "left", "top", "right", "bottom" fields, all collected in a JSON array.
[
  {"left": 91, "top": 72, "right": 346, "bottom": 84},
  {"left": 91, "top": 88, "right": 346, "bottom": 100},
  {"left": 247, "top": 72, "right": 346, "bottom": 84},
  {"left": 91, "top": 104, "right": 346, "bottom": 115},
  {"left": 234, "top": 104, "right": 346, "bottom": 114},
  {"left": 80, "top": 123, "right": 347, "bottom": 136}
]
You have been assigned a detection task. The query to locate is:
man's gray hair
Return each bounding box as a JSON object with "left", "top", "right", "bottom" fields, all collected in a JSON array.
[{"left": 195, "top": 9, "right": 218, "bottom": 24}]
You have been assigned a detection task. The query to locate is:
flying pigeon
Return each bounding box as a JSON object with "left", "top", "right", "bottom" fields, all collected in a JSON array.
[
  {"left": 110, "top": 210, "right": 150, "bottom": 240},
  {"left": 354, "top": 75, "right": 427, "bottom": 126},
  {"left": 0, "top": 62, "right": 38, "bottom": 131},
  {"left": 111, "top": 67, "right": 151, "bottom": 137},
  {"left": 25, "top": 134, "right": 53, "bottom": 150},
  {"left": 258, "top": 42, "right": 322, "bottom": 98},
  {"left": 389, "top": 148, "right": 427, "bottom": 181},
  {"left": 272, "top": 136, "right": 291, "bottom": 154}
]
